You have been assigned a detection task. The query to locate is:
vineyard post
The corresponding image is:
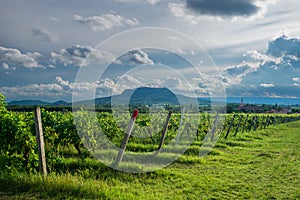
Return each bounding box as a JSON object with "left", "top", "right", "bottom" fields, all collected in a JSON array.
[
  {"left": 249, "top": 116, "right": 255, "bottom": 132},
  {"left": 158, "top": 111, "right": 172, "bottom": 152},
  {"left": 34, "top": 107, "right": 47, "bottom": 177},
  {"left": 211, "top": 113, "right": 220, "bottom": 141},
  {"left": 115, "top": 109, "right": 139, "bottom": 165},
  {"left": 264, "top": 116, "right": 269, "bottom": 128},
  {"left": 253, "top": 116, "right": 258, "bottom": 131},
  {"left": 260, "top": 116, "right": 265, "bottom": 130},
  {"left": 225, "top": 114, "right": 236, "bottom": 139},
  {"left": 242, "top": 114, "right": 249, "bottom": 133},
  {"left": 266, "top": 116, "right": 270, "bottom": 127},
  {"left": 234, "top": 115, "right": 243, "bottom": 137},
  {"left": 273, "top": 116, "right": 277, "bottom": 126}
]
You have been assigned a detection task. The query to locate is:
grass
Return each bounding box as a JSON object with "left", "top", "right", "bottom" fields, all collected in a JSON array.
[{"left": 1, "top": 121, "right": 300, "bottom": 199}]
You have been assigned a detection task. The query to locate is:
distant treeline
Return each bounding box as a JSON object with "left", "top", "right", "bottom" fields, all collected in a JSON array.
[{"left": 7, "top": 103, "right": 297, "bottom": 114}]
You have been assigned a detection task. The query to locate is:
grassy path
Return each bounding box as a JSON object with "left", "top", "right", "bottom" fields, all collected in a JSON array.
[{"left": 0, "top": 121, "right": 300, "bottom": 199}]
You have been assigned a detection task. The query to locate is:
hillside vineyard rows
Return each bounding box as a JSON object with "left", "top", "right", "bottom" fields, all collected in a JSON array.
[{"left": 1, "top": 100, "right": 300, "bottom": 173}]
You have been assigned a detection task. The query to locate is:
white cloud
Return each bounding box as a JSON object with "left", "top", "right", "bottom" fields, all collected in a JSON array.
[
  {"left": 114, "top": 0, "right": 161, "bottom": 5},
  {"left": 223, "top": 34, "right": 300, "bottom": 97},
  {"left": 260, "top": 83, "right": 275, "bottom": 88},
  {"left": 2, "top": 63, "right": 9, "bottom": 70},
  {"left": 243, "top": 50, "right": 281, "bottom": 64},
  {"left": 127, "top": 49, "right": 154, "bottom": 65},
  {"left": 168, "top": 3, "right": 199, "bottom": 25},
  {"left": 0, "top": 46, "right": 43, "bottom": 69},
  {"left": 1, "top": 76, "right": 106, "bottom": 100},
  {"left": 267, "top": 34, "right": 300, "bottom": 57},
  {"left": 50, "top": 45, "right": 114, "bottom": 67},
  {"left": 0, "top": 83, "right": 65, "bottom": 99},
  {"left": 73, "top": 13, "right": 139, "bottom": 31},
  {"left": 32, "top": 28, "right": 58, "bottom": 42},
  {"left": 49, "top": 17, "right": 61, "bottom": 23}
]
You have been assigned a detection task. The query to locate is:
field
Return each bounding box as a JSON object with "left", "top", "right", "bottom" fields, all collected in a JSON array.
[{"left": 0, "top": 107, "right": 299, "bottom": 199}]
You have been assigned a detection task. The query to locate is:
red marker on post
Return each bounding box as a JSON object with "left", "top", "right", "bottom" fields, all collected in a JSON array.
[{"left": 116, "top": 109, "right": 139, "bottom": 165}]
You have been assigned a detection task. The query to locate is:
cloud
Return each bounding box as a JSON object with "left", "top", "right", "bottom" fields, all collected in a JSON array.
[
  {"left": 186, "top": 0, "right": 259, "bottom": 17},
  {"left": 0, "top": 45, "right": 43, "bottom": 69},
  {"left": 114, "top": 0, "right": 161, "bottom": 5},
  {"left": 223, "top": 34, "right": 300, "bottom": 97},
  {"left": 1, "top": 76, "right": 106, "bottom": 100},
  {"left": 49, "top": 17, "right": 61, "bottom": 23},
  {"left": 73, "top": 13, "right": 139, "bottom": 31},
  {"left": 0, "top": 82, "right": 65, "bottom": 99},
  {"left": 50, "top": 45, "right": 114, "bottom": 67},
  {"left": 168, "top": 3, "right": 199, "bottom": 25},
  {"left": 2, "top": 63, "right": 9, "bottom": 70},
  {"left": 0, "top": 75, "right": 142, "bottom": 100},
  {"left": 260, "top": 83, "right": 274, "bottom": 88},
  {"left": 267, "top": 35, "right": 300, "bottom": 57},
  {"left": 32, "top": 28, "right": 58, "bottom": 42},
  {"left": 168, "top": 0, "right": 278, "bottom": 23},
  {"left": 128, "top": 49, "right": 154, "bottom": 65}
]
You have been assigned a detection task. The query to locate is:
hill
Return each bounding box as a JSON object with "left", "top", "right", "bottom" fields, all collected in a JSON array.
[{"left": 10, "top": 87, "right": 210, "bottom": 107}]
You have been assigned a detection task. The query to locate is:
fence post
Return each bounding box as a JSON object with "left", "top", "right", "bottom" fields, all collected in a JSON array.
[
  {"left": 242, "top": 114, "right": 249, "bottom": 133},
  {"left": 34, "top": 107, "right": 47, "bottom": 177},
  {"left": 211, "top": 113, "right": 220, "bottom": 141},
  {"left": 260, "top": 116, "right": 265, "bottom": 130},
  {"left": 253, "top": 116, "right": 259, "bottom": 131},
  {"left": 266, "top": 116, "right": 270, "bottom": 127},
  {"left": 158, "top": 111, "right": 172, "bottom": 152},
  {"left": 234, "top": 115, "right": 243, "bottom": 137},
  {"left": 115, "top": 109, "right": 139, "bottom": 165},
  {"left": 225, "top": 114, "right": 236, "bottom": 139}
]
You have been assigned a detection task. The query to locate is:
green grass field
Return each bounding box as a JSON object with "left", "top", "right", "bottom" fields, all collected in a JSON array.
[{"left": 0, "top": 121, "right": 299, "bottom": 199}]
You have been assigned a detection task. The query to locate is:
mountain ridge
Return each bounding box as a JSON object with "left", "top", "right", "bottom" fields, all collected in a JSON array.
[{"left": 8, "top": 87, "right": 210, "bottom": 106}]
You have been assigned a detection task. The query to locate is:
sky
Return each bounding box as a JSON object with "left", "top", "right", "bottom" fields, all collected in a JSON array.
[{"left": 1, "top": 0, "right": 300, "bottom": 102}]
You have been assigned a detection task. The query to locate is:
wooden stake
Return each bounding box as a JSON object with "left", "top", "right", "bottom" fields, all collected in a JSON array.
[
  {"left": 253, "top": 116, "right": 258, "bottom": 131},
  {"left": 158, "top": 111, "right": 172, "bottom": 152},
  {"left": 225, "top": 114, "right": 236, "bottom": 139},
  {"left": 234, "top": 115, "right": 243, "bottom": 137},
  {"left": 34, "top": 107, "right": 47, "bottom": 177},
  {"left": 115, "top": 109, "right": 139, "bottom": 165},
  {"left": 242, "top": 114, "right": 249, "bottom": 133},
  {"left": 260, "top": 116, "right": 265, "bottom": 130},
  {"left": 211, "top": 113, "right": 220, "bottom": 141}
]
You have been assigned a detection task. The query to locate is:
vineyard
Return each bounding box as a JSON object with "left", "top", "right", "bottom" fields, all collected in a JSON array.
[{"left": 1, "top": 92, "right": 300, "bottom": 174}]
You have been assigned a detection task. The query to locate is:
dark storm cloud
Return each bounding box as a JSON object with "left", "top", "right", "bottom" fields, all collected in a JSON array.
[{"left": 186, "top": 0, "right": 260, "bottom": 17}]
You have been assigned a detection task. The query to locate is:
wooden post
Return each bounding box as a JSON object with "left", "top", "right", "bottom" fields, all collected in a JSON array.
[
  {"left": 158, "top": 111, "right": 172, "bottom": 152},
  {"left": 115, "top": 109, "right": 139, "bottom": 165},
  {"left": 264, "top": 116, "right": 269, "bottom": 128},
  {"left": 211, "top": 113, "right": 220, "bottom": 141},
  {"left": 242, "top": 114, "right": 249, "bottom": 133},
  {"left": 225, "top": 114, "right": 236, "bottom": 139},
  {"left": 249, "top": 116, "right": 255, "bottom": 132},
  {"left": 253, "top": 116, "right": 258, "bottom": 131},
  {"left": 266, "top": 115, "right": 271, "bottom": 127},
  {"left": 260, "top": 116, "right": 265, "bottom": 130},
  {"left": 34, "top": 107, "right": 47, "bottom": 177},
  {"left": 234, "top": 115, "right": 243, "bottom": 137}
]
